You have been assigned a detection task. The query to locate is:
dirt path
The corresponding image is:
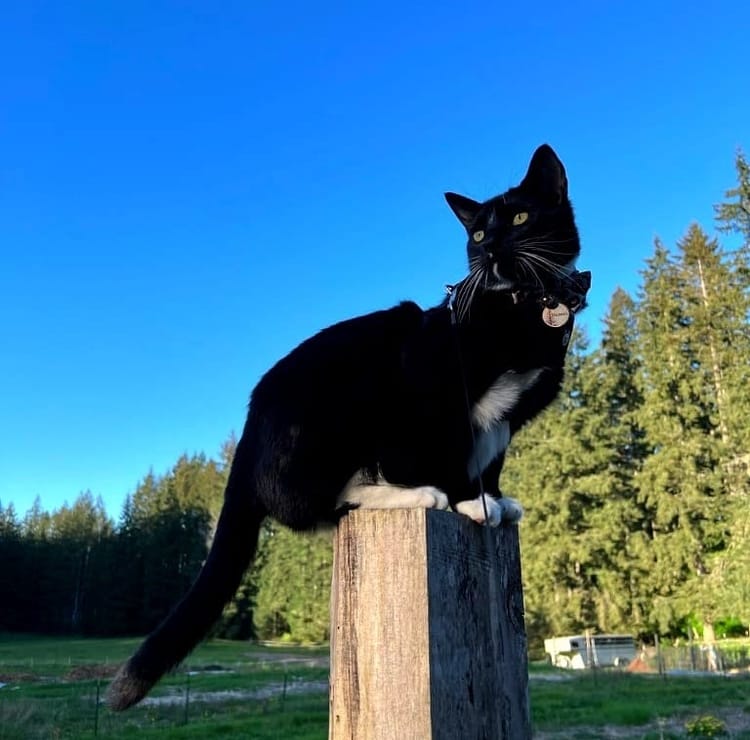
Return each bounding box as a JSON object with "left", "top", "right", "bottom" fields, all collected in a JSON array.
[
  {"left": 243, "top": 651, "right": 329, "bottom": 668},
  {"left": 140, "top": 679, "right": 329, "bottom": 707}
]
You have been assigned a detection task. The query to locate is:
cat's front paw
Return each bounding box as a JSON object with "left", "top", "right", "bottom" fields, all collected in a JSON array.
[
  {"left": 498, "top": 496, "right": 523, "bottom": 523},
  {"left": 415, "top": 487, "right": 450, "bottom": 510},
  {"left": 455, "top": 494, "right": 523, "bottom": 527}
]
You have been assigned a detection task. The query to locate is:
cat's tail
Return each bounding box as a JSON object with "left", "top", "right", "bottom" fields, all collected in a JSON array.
[{"left": 106, "top": 461, "right": 267, "bottom": 711}]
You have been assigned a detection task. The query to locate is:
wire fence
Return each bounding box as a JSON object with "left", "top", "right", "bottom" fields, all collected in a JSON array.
[
  {"left": 2, "top": 643, "right": 749, "bottom": 737},
  {"left": 0, "top": 657, "right": 329, "bottom": 738},
  {"left": 639, "top": 640, "right": 750, "bottom": 676}
]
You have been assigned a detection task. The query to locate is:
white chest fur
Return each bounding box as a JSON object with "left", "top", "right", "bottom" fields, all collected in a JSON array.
[{"left": 466, "top": 369, "right": 543, "bottom": 480}]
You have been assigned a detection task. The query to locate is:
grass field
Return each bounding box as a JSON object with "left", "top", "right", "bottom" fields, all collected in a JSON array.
[
  {"left": 1, "top": 634, "right": 749, "bottom": 738},
  {"left": 0, "top": 635, "right": 329, "bottom": 740},
  {"left": 528, "top": 663, "right": 750, "bottom": 738}
]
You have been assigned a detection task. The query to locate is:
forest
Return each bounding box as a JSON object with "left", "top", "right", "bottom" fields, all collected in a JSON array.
[{"left": 1, "top": 151, "right": 748, "bottom": 650}]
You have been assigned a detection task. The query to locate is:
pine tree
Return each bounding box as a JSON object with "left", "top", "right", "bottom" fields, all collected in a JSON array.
[
  {"left": 131, "top": 471, "right": 161, "bottom": 522},
  {"left": 632, "top": 227, "right": 749, "bottom": 636},
  {"left": 503, "top": 333, "right": 603, "bottom": 644},
  {"left": 0, "top": 502, "right": 23, "bottom": 630},
  {"left": 715, "top": 149, "right": 750, "bottom": 242},
  {"left": 679, "top": 224, "right": 750, "bottom": 631},
  {"left": 712, "top": 150, "right": 750, "bottom": 625},
  {"left": 22, "top": 496, "right": 52, "bottom": 539},
  {"left": 101, "top": 494, "right": 143, "bottom": 634},
  {"left": 124, "top": 460, "right": 217, "bottom": 632},
  {"left": 575, "top": 288, "right": 650, "bottom": 634},
  {"left": 253, "top": 522, "right": 332, "bottom": 643}
]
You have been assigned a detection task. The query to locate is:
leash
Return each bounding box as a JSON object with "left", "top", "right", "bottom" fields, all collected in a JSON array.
[
  {"left": 445, "top": 269, "right": 591, "bottom": 528},
  {"left": 446, "top": 284, "right": 492, "bottom": 527}
]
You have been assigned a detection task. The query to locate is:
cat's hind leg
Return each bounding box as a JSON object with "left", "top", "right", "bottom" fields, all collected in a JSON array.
[
  {"left": 337, "top": 472, "right": 449, "bottom": 512},
  {"left": 455, "top": 494, "right": 523, "bottom": 526}
]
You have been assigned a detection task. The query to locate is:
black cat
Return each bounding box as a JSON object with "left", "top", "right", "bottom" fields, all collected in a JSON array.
[{"left": 107, "top": 144, "right": 590, "bottom": 710}]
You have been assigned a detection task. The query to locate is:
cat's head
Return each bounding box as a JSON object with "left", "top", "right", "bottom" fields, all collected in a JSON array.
[{"left": 445, "top": 144, "right": 580, "bottom": 295}]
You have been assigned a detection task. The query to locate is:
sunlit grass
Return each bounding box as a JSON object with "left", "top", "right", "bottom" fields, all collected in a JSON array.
[
  {"left": 530, "top": 668, "right": 750, "bottom": 735},
  {"left": 2, "top": 635, "right": 750, "bottom": 738}
]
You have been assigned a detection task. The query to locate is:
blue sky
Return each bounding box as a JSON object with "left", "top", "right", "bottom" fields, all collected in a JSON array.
[{"left": 1, "top": 2, "right": 747, "bottom": 520}]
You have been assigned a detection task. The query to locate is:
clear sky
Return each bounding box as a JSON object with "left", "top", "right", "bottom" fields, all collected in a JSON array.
[{"left": 1, "top": 2, "right": 747, "bottom": 520}]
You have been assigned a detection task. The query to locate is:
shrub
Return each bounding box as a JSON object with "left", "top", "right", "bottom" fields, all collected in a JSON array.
[
  {"left": 684, "top": 714, "right": 727, "bottom": 738},
  {"left": 714, "top": 616, "right": 748, "bottom": 639}
]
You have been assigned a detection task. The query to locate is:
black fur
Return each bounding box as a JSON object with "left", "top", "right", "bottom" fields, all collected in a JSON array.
[{"left": 107, "top": 144, "right": 588, "bottom": 710}]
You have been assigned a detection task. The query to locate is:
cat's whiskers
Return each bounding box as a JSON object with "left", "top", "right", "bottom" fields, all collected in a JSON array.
[
  {"left": 456, "top": 267, "right": 485, "bottom": 322},
  {"left": 516, "top": 238, "right": 577, "bottom": 256},
  {"left": 453, "top": 222, "right": 578, "bottom": 322},
  {"left": 457, "top": 262, "right": 492, "bottom": 323},
  {"left": 517, "top": 244, "right": 575, "bottom": 257},
  {"left": 517, "top": 251, "right": 572, "bottom": 279},
  {"left": 517, "top": 233, "right": 576, "bottom": 246},
  {"left": 516, "top": 256, "right": 545, "bottom": 290},
  {"left": 517, "top": 259, "right": 537, "bottom": 286}
]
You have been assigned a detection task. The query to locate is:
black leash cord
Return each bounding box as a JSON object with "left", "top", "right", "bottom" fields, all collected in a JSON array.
[{"left": 446, "top": 285, "right": 492, "bottom": 528}]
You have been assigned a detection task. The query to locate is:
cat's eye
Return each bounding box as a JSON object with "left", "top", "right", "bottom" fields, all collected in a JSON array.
[
  {"left": 472, "top": 230, "right": 485, "bottom": 242},
  {"left": 513, "top": 212, "right": 529, "bottom": 226}
]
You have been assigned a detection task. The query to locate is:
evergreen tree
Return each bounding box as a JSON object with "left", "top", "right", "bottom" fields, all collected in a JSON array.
[
  {"left": 102, "top": 494, "right": 143, "bottom": 634},
  {"left": 46, "top": 492, "right": 114, "bottom": 632},
  {"left": 131, "top": 471, "right": 161, "bottom": 522},
  {"left": 503, "top": 333, "right": 603, "bottom": 643},
  {"left": 18, "top": 497, "right": 60, "bottom": 631},
  {"left": 715, "top": 149, "right": 750, "bottom": 242},
  {"left": 0, "top": 502, "right": 23, "bottom": 630},
  {"left": 712, "top": 150, "right": 750, "bottom": 625},
  {"left": 677, "top": 224, "right": 749, "bottom": 631},
  {"left": 633, "top": 228, "right": 747, "bottom": 636},
  {"left": 166, "top": 453, "right": 226, "bottom": 518},
  {"left": 0, "top": 501, "right": 20, "bottom": 534},
  {"left": 253, "top": 522, "right": 332, "bottom": 643},
  {"left": 575, "top": 289, "right": 650, "bottom": 634},
  {"left": 22, "top": 496, "right": 52, "bottom": 539}
]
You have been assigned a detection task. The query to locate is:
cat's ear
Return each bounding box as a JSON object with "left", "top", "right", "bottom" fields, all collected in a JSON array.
[
  {"left": 520, "top": 144, "right": 568, "bottom": 205},
  {"left": 444, "top": 192, "right": 482, "bottom": 229}
]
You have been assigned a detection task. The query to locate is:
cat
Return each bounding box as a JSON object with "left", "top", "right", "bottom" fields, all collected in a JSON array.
[{"left": 107, "top": 143, "right": 590, "bottom": 710}]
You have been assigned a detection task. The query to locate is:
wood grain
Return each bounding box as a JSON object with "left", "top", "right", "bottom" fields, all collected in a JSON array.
[{"left": 329, "top": 508, "right": 530, "bottom": 740}]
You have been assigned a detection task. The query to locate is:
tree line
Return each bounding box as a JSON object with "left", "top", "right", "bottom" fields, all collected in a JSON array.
[
  {"left": 0, "top": 442, "right": 332, "bottom": 643},
  {"left": 1, "top": 151, "right": 748, "bottom": 648},
  {"left": 504, "top": 149, "right": 750, "bottom": 645}
]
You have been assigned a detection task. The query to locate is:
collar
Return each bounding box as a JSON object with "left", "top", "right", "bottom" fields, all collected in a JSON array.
[
  {"left": 446, "top": 269, "right": 591, "bottom": 324},
  {"left": 511, "top": 270, "right": 591, "bottom": 313}
]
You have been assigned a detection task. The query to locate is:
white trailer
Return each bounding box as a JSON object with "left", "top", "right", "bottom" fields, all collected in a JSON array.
[{"left": 544, "top": 634, "right": 636, "bottom": 669}]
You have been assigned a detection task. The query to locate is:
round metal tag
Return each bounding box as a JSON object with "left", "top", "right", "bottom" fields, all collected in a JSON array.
[{"left": 542, "top": 303, "right": 570, "bottom": 328}]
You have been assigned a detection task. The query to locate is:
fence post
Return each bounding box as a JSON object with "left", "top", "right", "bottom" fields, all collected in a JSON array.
[
  {"left": 94, "top": 679, "right": 100, "bottom": 737},
  {"left": 329, "top": 508, "right": 530, "bottom": 740}
]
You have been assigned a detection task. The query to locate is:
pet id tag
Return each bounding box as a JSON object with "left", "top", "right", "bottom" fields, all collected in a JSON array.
[{"left": 542, "top": 303, "right": 570, "bottom": 328}]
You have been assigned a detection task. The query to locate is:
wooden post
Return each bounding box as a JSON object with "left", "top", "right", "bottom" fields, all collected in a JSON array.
[{"left": 329, "top": 508, "right": 530, "bottom": 740}]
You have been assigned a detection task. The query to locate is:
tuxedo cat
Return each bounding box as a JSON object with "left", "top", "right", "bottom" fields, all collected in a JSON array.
[{"left": 108, "top": 144, "right": 589, "bottom": 710}]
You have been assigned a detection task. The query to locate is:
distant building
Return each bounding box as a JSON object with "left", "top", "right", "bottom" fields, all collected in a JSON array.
[{"left": 544, "top": 634, "right": 636, "bottom": 669}]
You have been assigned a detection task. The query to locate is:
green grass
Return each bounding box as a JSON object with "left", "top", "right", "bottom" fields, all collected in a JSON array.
[
  {"left": 0, "top": 689, "right": 329, "bottom": 740},
  {"left": 0, "top": 633, "right": 326, "bottom": 677},
  {"left": 0, "top": 634, "right": 329, "bottom": 739},
  {"left": 2, "top": 635, "right": 750, "bottom": 738},
  {"left": 530, "top": 667, "right": 750, "bottom": 737}
]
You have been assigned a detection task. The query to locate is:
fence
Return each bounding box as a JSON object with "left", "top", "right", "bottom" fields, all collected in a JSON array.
[
  {"left": 0, "top": 653, "right": 329, "bottom": 737},
  {"left": 641, "top": 640, "right": 750, "bottom": 675}
]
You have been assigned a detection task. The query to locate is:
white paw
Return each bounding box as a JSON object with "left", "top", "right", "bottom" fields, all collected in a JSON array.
[
  {"left": 499, "top": 496, "right": 523, "bottom": 523},
  {"left": 415, "top": 486, "right": 450, "bottom": 510},
  {"left": 455, "top": 494, "right": 503, "bottom": 526},
  {"left": 455, "top": 494, "right": 523, "bottom": 527},
  {"left": 337, "top": 480, "right": 451, "bottom": 512}
]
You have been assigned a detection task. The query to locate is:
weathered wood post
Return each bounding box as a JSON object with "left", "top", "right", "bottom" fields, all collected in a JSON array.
[{"left": 329, "top": 508, "right": 530, "bottom": 740}]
